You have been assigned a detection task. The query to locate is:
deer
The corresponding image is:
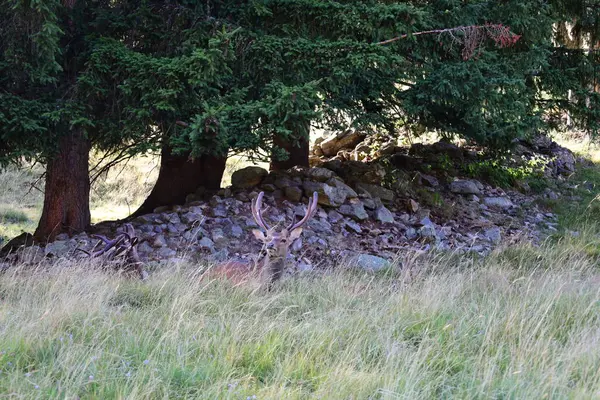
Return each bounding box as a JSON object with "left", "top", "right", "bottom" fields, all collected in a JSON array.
[
  {"left": 201, "top": 191, "right": 319, "bottom": 290},
  {"left": 77, "top": 223, "right": 148, "bottom": 280}
]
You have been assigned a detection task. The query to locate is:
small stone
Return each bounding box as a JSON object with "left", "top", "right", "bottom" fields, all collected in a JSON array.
[
  {"left": 308, "top": 167, "right": 335, "bottom": 182},
  {"left": 450, "top": 179, "right": 481, "bottom": 195},
  {"left": 484, "top": 227, "right": 502, "bottom": 244},
  {"left": 211, "top": 228, "right": 228, "bottom": 247},
  {"left": 418, "top": 225, "right": 438, "bottom": 240},
  {"left": 344, "top": 220, "right": 362, "bottom": 233},
  {"left": 55, "top": 233, "right": 70, "bottom": 241},
  {"left": 274, "top": 176, "right": 296, "bottom": 189},
  {"left": 229, "top": 224, "right": 244, "bottom": 238},
  {"left": 157, "top": 248, "right": 177, "bottom": 258},
  {"left": 355, "top": 183, "right": 395, "bottom": 202},
  {"left": 468, "top": 194, "right": 480, "bottom": 202},
  {"left": 483, "top": 197, "right": 514, "bottom": 209},
  {"left": 405, "top": 227, "right": 418, "bottom": 240},
  {"left": 327, "top": 210, "right": 344, "bottom": 224},
  {"left": 44, "top": 240, "right": 70, "bottom": 257},
  {"left": 407, "top": 199, "right": 419, "bottom": 213},
  {"left": 338, "top": 200, "right": 369, "bottom": 221},
  {"left": 212, "top": 206, "right": 228, "bottom": 218},
  {"left": 418, "top": 173, "right": 439, "bottom": 187},
  {"left": 259, "top": 184, "right": 276, "bottom": 193},
  {"left": 303, "top": 180, "right": 348, "bottom": 207},
  {"left": 137, "top": 241, "right": 153, "bottom": 254},
  {"left": 181, "top": 212, "right": 203, "bottom": 224},
  {"left": 153, "top": 206, "right": 170, "bottom": 213},
  {"left": 198, "top": 237, "right": 215, "bottom": 250},
  {"left": 235, "top": 192, "right": 250, "bottom": 202},
  {"left": 152, "top": 235, "right": 167, "bottom": 248},
  {"left": 351, "top": 254, "right": 391, "bottom": 272},
  {"left": 375, "top": 205, "right": 395, "bottom": 223},
  {"left": 284, "top": 186, "right": 303, "bottom": 202}
]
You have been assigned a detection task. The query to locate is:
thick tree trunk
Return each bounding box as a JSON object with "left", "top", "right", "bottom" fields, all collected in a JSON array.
[
  {"left": 34, "top": 129, "right": 91, "bottom": 242},
  {"left": 129, "top": 146, "right": 227, "bottom": 218},
  {"left": 270, "top": 121, "right": 310, "bottom": 171}
]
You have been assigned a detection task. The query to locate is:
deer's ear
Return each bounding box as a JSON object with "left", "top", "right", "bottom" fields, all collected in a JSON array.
[
  {"left": 289, "top": 227, "right": 303, "bottom": 242},
  {"left": 252, "top": 229, "right": 266, "bottom": 241}
]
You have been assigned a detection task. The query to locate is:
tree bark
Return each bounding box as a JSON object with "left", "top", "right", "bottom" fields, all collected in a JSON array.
[
  {"left": 34, "top": 129, "right": 92, "bottom": 242},
  {"left": 270, "top": 121, "right": 310, "bottom": 171},
  {"left": 129, "top": 145, "right": 227, "bottom": 218}
]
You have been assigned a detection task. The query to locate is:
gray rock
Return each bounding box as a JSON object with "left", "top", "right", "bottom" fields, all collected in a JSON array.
[
  {"left": 229, "top": 224, "right": 244, "bottom": 238},
  {"left": 338, "top": 200, "right": 369, "bottom": 221},
  {"left": 351, "top": 254, "right": 391, "bottom": 272},
  {"left": 284, "top": 186, "right": 304, "bottom": 202},
  {"left": 344, "top": 220, "right": 362, "bottom": 233},
  {"left": 157, "top": 248, "right": 177, "bottom": 258},
  {"left": 354, "top": 183, "right": 395, "bottom": 202},
  {"left": 137, "top": 241, "right": 154, "bottom": 254},
  {"left": 55, "top": 233, "right": 70, "bottom": 241},
  {"left": 327, "top": 178, "right": 358, "bottom": 199},
  {"left": 327, "top": 210, "right": 344, "bottom": 224},
  {"left": 212, "top": 206, "right": 228, "bottom": 218},
  {"left": 483, "top": 197, "right": 514, "bottom": 209},
  {"left": 303, "top": 181, "right": 348, "bottom": 207},
  {"left": 181, "top": 212, "right": 203, "bottom": 224},
  {"left": 163, "top": 213, "right": 181, "bottom": 224},
  {"left": 450, "top": 179, "right": 481, "bottom": 195},
  {"left": 484, "top": 227, "right": 502, "bottom": 244},
  {"left": 405, "top": 227, "right": 418, "bottom": 240},
  {"left": 418, "top": 225, "right": 438, "bottom": 240},
  {"left": 198, "top": 237, "right": 215, "bottom": 250},
  {"left": 21, "top": 245, "right": 44, "bottom": 263},
  {"left": 308, "top": 167, "right": 335, "bottom": 182},
  {"left": 211, "top": 228, "right": 228, "bottom": 247},
  {"left": 152, "top": 235, "right": 167, "bottom": 248},
  {"left": 418, "top": 173, "right": 439, "bottom": 187},
  {"left": 231, "top": 166, "right": 268, "bottom": 189},
  {"left": 274, "top": 176, "right": 296, "bottom": 189},
  {"left": 374, "top": 205, "right": 395, "bottom": 223},
  {"left": 309, "top": 218, "right": 332, "bottom": 233}
]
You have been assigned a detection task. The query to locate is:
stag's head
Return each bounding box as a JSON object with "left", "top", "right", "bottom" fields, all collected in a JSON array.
[{"left": 251, "top": 191, "right": 318, "bottom": 261}]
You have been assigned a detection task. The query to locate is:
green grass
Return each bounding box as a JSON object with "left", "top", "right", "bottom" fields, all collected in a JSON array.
[
  {"left": 1, "top": 245, "right": 600, "bottom": 399},
  {"left": 1, "top": 135, "right": 600, "bottom": 398}
]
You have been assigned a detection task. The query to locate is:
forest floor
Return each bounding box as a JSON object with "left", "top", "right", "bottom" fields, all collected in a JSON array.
[{"left": 1, "top": 136, "right": 600, "bottom": 398}]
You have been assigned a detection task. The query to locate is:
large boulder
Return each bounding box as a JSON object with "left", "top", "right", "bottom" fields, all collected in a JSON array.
[{"left": 231, "top": 166, "right": 268, "bottom": 189}]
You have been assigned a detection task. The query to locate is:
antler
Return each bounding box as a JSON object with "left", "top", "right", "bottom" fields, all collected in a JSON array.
[
  {"left": 288, "top": 192, "right": 319, "bottom": 231},
  {"left": 79, "top": 223, "right": 147, "bottom": 280},
  {"left": 90, "top": 234, "right": 127, "bottom": 257},
  {"left": 251, "top": 191, "right": 271, "bottom": 231}
]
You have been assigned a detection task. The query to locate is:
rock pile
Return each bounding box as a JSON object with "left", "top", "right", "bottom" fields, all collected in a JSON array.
[{"left": 6, "top": 158, "right": 563, "bottom": 275}]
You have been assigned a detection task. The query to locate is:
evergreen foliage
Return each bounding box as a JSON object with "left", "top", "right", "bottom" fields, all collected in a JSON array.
[{"left": 1, "top": 0, "right": 599, "bottom": 165}]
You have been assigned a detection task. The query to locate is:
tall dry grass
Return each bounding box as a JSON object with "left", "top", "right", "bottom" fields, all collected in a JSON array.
[{"left": 1, "top": 237, "right": 600, "bottom": 398}]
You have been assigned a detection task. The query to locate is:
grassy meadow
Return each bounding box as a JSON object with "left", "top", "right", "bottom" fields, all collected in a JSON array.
[{"left": 1, "top": 138, "right": 600, "bottom": 398}]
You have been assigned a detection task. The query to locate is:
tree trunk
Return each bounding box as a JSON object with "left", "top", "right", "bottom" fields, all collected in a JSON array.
[
  {"left": 34, "top": 129, "right": 91, "bottom": 242},
  {"left": 129, "top": 146, "right": 227, "bottom": 218},
  {"left": 270, "top": 121, "right": 310, "bottom": 171}
]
